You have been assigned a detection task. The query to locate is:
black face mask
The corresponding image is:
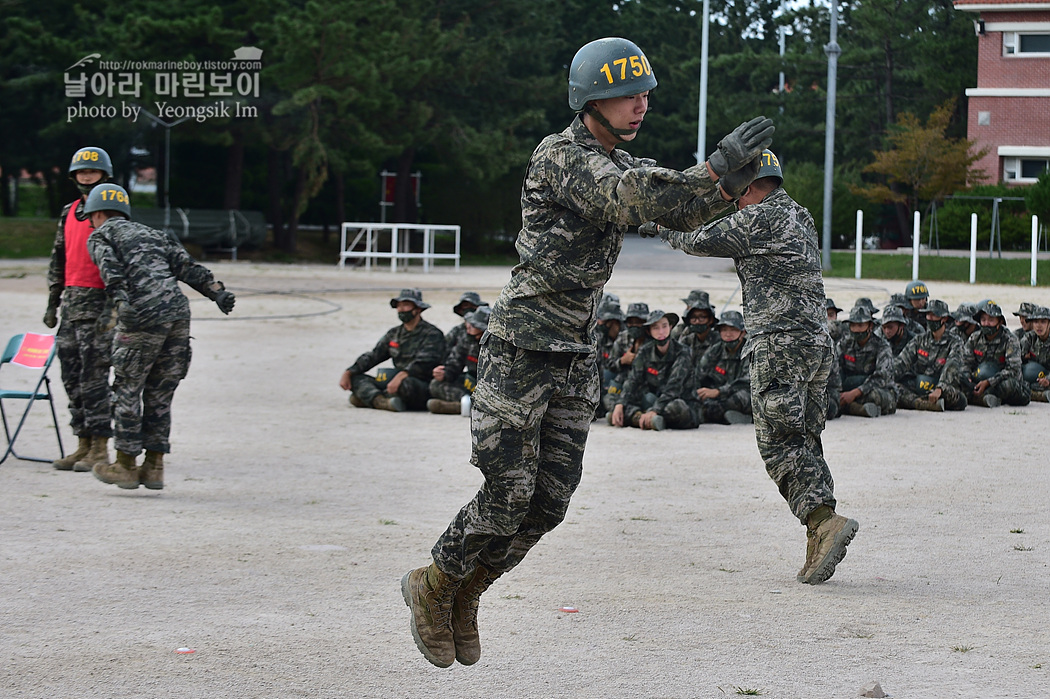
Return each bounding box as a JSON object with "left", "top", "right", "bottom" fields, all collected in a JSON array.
[
  {"left": 398, "top": 310, "right": 417, "bottom": 324},
  {"left": 627, "top": 327, "right": 645, "bottom": 342},
  {"left": 980, "top": 324, "right": 998, "bottom": 339},
  {"left": 723, "top": 336, "right": 743, "bottom": 352},
  {"left": 850, "top": 330, "right": 869, "bottom": 344},
  {"left": 926, "top": 318, "right": 944, "bottom": 333}
]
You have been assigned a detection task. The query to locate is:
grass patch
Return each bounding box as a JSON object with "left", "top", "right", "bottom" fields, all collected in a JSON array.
[
  {"left": 952, "top": 645, "right": 976, "bottom": 653},
  {"left": 1014, "top": 545, "right": 1034, "bottom": 551},
  {"left": 1011, "top": 529, "right": 1025, "bottom": 534},
  {"left": 0, "top": 218, "right": 55, "bottom": 258},
  {"left": 379, "top": 519, "right": 398, "bottom": 526},
  {"left": 825, "top": 251, "right": 1050, "bottom": 286}
]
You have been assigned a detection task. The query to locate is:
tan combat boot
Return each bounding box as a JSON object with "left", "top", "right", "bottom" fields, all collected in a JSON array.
[
  {"left": 349, "top": 393, "right": 367, "bottom": 408},
  {"left": 846, "top": 401, "right": 880, "bottom": 418},
  {"left": 93, "top": 450, "right": 140, "bottom": 489},
  {"left": 1031, "top": 390, "right": 1048, "bottom": 403},
  {"left": 52, "top": 436, "right": 90, "bottom": 471},
  {"left": 427, "top": 398, "right": 461, "bottom": 415},
  {"left": 451, "top": 564, "right": 502, "bottom": 666},
  {"left": 141, "top": 450, "right": 164, "bottom": 490},
  {"left": 913, "top": 397, "right": 945, "bottom": 412},
  {"left": 401, "top": 562, "right": 460, "bottom": 668},
  {"left": 73, "top": 436, "right": 111, "bottom": 473},
  {"left": 373, "top": 394, "right": 406, "bottom": 412},
  {"left": 798, "top": 505, "right": 859, "bottom": 585}
]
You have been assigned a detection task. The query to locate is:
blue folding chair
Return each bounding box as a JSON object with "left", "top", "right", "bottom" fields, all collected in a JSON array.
[{"left": 0, "top": 332, "right": 64, "bottom": 465}]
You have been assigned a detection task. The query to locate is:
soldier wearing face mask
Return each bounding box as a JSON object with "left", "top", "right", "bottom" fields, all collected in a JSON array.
[
  {"left": 339, "top": 288, "right": 447, "bottom": 412},
  {"left": 1020, "top": 305, "right": 1050, "bottom": 403},
  {"left": 951, "top": 302, "right": 979, "bottom": 345},
  {"left": 961, "top": 300, "right": 1030, "bottom": 408},
  {"left": 694, "top": 310, "right": 753, "bottom": 424},
  {"left": 880, "top": 304, "right": 918, "bottom": 358},
  {"left": 889, "top": 293, "right": 927, "bottom": 337},
  {"left": 825, "top": 298, "right": 846, "bottom": 343},
  {"left": 609, "top": 309, "right": 699, "bottom": 430},
  {"left": 892, "top": 299, "right": 968, "bottom": 412},
  {"left": 594, "top": 295, "right": 626, "bottom": 418},
  {"left": 602, "top": 302, "right": 650, "bottom": 416},
  {"left": 673, "top": 290, "right": 719, "bottom": 359},
  {"left": 837, "top": 305, "right": 897, "bottom": 418}
]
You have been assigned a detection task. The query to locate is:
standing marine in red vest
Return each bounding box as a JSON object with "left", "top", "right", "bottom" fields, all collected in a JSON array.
[{"left": 44, "top": 146, "right": 115, "bottom": 473}]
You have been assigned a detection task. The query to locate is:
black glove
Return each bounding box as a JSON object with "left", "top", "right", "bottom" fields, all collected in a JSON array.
[
  {"left": 214, "top": 290, "right": 236, "bottom": 315},
  {"left": 638, "top": 222, "right": 669, "bottom": 241},
  {"left": 718, "top": 156, "right": 762, "bottom": 199},
  {"left": 43, "top": 307, "right": 58, "bottom": 329},
  {"left": 708, "top": 116, "right": 775, "bottom": 177}
]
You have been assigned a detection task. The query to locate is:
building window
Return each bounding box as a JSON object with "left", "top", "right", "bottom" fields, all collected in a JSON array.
[
  {"left": 1003, "top": 32, "right": 1050, "bottom": 56},
  {"left": 1004, "top": 157, "right": 1050, "bottom": 183},
  {"left": 978, "top": 111, "right": 991, "bottom": 126}
]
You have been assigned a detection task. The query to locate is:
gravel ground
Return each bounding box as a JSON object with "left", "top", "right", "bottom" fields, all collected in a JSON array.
[{"left": 1, "top": 249, "right": 1047, "bottom": 699}]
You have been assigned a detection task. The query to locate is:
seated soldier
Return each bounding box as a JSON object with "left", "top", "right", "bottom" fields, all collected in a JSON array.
[
  {"left": 826, "top": 298, "right": 845, "bottom": 343},
  {"left": 826, "top": 340, "right": 843, "bottom": 421},
  {"left": 694, "top": 310, "right": 752, "bottom": 424},
  {"left": 1013, "top": 301, "right": 1036, "bottom": 342},
  {"left": 889, "top": 293, "right": 927, "bottom": 337},
  {"left": 427, "top": 306, "right": 490, "bottom": 415},
  {"left": 601, "top": 301, "right": 649, "bottom": 416},
  {"left": 672, "top": 290, "right": 718, "bottom": 357},
  {"left": 961, "top": 300, "right": 1030, "bottom": 408},
  {"left": 893, "top": 299, "right": 968, "bottom": 412},
  {"left": 594, "top": 295, "right": 626, "bottom": 418},
  {"left": 837, "top": 305, "right": 896, "bottom": 417},
  {"left": 609, "top": 309, "right": 699, "bottom": 431},
  {"left": 445, "top": 291, "right": 488, "bottom": 348},
  {"left": 339, "top": 288, "right": 446, "bottom": 412},
  {"left": 880, "top": 304, "right": 918, "bottom": 357},
  {"left": 1020, "top": 304, "right": 1050, "bottom": 403},
  {"left": 951, "top": 302, "right": 979, "bottom": 345},
  {"left": 852, "top": 297, "right": 881, "bottom": 330}
]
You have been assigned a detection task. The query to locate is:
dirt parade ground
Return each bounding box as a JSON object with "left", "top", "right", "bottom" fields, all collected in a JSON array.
[{"left": 1, "top": 240, "right": 1047, "bottom": 699}]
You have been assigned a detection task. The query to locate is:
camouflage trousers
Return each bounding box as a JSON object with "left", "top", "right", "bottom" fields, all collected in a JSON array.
[
  {"left": 846, "top": 384, "right": 898, "bottom": 415},
  {"left": 701, "top": 388, "right": 752, "bottom": 424},
  {"left": 432, "top": 334, "right": 598, "bottom": 579},
  {"left": 749, "top": 334, "right": 836, "bottom": 525},
  {"left": 968, "top": 377, "right": 1031, "bottom": 407},
  {"left": 351, "top": 367, "right": 430, "bottom": 410},
  {"left": 428, "top": 373, "right": 476, "bottom": 402},
  {"left": 56, "top": 318, "right": 113, "bottom": 438},
  {"left": 896, "top": 384, "right": 967, "bottom": 411},
  {"left": 625, "top": 393, "right": 701, "bottom": 429},
  {"left": 110, "top": 319, "right": 191, "bottom": 455}
]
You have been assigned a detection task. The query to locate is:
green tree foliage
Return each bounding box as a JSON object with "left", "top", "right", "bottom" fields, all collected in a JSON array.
[
  {"left": 935, "top": 184, "right": 1033, "bottom": 250},
  {"left": 1025, "top": 171, "right": 1050, "bottom": 224}
]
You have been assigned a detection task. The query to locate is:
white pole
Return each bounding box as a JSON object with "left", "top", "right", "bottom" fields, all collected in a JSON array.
[
  {"left": 969, "top": 213, "right": 978, "bottom": 284},
  {"left": 855, "top": 209, "right": 863, "bottom": 279},
  {"left": 696, "top": 0, "right": 710, "bottom": 165},
  {"left": 1033, "top": 215, "right": 1040, "bottom": 287},
  {"left": 912, "top": 211, "right": 920, "bottom": 280}
]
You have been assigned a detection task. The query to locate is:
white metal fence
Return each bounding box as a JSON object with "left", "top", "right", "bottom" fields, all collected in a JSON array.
[{"left": 338, "top": 222, "right": 460, "bottom": 272}]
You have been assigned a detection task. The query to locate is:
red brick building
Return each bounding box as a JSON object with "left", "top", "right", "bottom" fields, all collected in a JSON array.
[{"left": 955, "top": 0, "right": 1050, "bottom": 185}]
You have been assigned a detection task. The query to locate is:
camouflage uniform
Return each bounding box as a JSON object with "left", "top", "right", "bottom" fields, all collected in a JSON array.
[
  {"left": 348, "top": 318, "right": 447, "bottom": 411},
  {"left": 1012, "top": 302, "right": 1036, "bottom": 343},
  {"left": 825, "top": 342, "right": 843, "bottom": 420},
  {"left": 694, "top": 312, "right": 752, "bottom": 424},
  {"left": 47, "top": 199, "right": 114, "bottom": 439},
  {"left": 601, "top": 302, "right": 649, "bottom": 415},
  {"left": 893, "top": 326, "right": 968, "bottom": 411},
  {"left": 662, "top": 186, "right": 837, "bottom": 524},
  {"left": 593, "top": 297, "right": 625, "bottom": 418},
  {"left": 836, "top": 321, "right": 898, "bottom": 415},
  {"left": 825, "top": 298, "right": 845, "bottom": 343},
  {"left": 880, "top": 304, "right": 920, "bottom": 358},
  {"left": 618, "top": 336, "right": 700, "bottom": 429},
  {"left": 1020, "top": 313, "right": 1050, "bottom": 401},
  {"left": 962, "top": 324, "right": 1029, "bottom": 406},
  {"left": 86, "top": 218, "right": 222, "bottom": 455},
  {"left": 432, "top": 116, "right": 731, "bottom": 579},
  {"left": 950, "top": 303, "right": 979, "bottom": 346},
  {"left": 446, "top": 292, "right": 488, "bottom": 348},
  {"left": 429, "top": 309, "right": 486, "bottom": 403}
]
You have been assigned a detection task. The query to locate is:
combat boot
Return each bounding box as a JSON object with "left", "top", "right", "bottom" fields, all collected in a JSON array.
[
  {"left": 372, "top": 394, "right": 406, "bottom": 412},
  {"left": 846, "top": 401, "right": 880, "bottom": 418},
  {"left": 978, "top": 393, "right": 1001, "bottom": 408},
  {"left": 1030, "top": 390, "right": 1047, "bottom": 403},
  {"left": 141, "top": 450, "right": 164, "bottom": 490},
  {"left": 349, "top": 393, "right": 366, "bottom": 408},
  {"left": 650, "top": 415, "right": 666, "bottom": 431},
  {"left": 401, "top": 562, "right": 460, "bottom": 668},
  {"left": 913, "top": 397, "right": 944, "bottom": 412},
  {"left": 93, "top": 450, "right": 140, "bottom": 489},
  {"left": 451, "top": 564, "right": 502, "bottom": 665},
  {"left": 52, "top": 436, "right": 90, "bottom": 471},
  {"left": 427, "top": 398, "right": 460, "bottom": 415},
  {"left": 724, "top": 410, "right": 753, "bottom": 424},
  {"left": 798, "top": 505, "right": 859, "bottom": 585},
  {"left": 73, "top": 436, "right": 110, "bottom": 472}
]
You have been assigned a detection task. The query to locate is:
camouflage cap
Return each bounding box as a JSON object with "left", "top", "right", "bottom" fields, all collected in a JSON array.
[
  {"left": 597, "top": 300, "right": 626, "bottom": 322},
  {"left": 390, "top": 288, "right": 430, "bottom": 310},
  {"left": 625, "top": 302, "right": 650, "bottom": 321},
  {"left": 465, "top": 305, "right": 491, "bottom": 331},
  {"left": 1013, "top": 301, "right": 1038, "bottom": 318},
  {"left": 643, "top": 309, "right": 679, "bottom": 329},
  {"left": 453, "top": 291, "right": 486, "bottom": 316},
  {"left": 848, "top": 305, "right": 875, "bottom": 324},
  {"left": 975, "top": 299, "right": 1004, "bottom": 320},
  {"left": 715, "top": 310, "right": 746, "bottom": 331},
  {"left": 954, "top": 303, "right": 978, "bottom": 325},
  {"left": 924, "top": 299, "right": 952, "bottom": 319},
  {"left": 602, "top": 292, "right": 621, "bottom": 305},
  {"left": 881, "top": 305, "right": 906, "bottom": 324},
  {"left": 905, "top": 280, "right": 930, "bottom": 300},
  {"left": 889, "top": 293, "right": 911, "bottom": 310},
  {"left": 1026, "top": 305, "right": 1050, "bottom": 321},
  {"left": 681, "top": 289, "right": 715, "bottom": 313},
  {"left": 853, "top": 297, "right": 880, "bottom": 316},
  {"left": 825, "top": 298, "right": 844, "bottom": 313}
]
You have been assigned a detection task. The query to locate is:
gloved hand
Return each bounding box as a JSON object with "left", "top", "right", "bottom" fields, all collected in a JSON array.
[
  {"left": 708, "top": 116, "right": 775, "bottom": 177},
  {"left": 43, "top": 307, "right": 58, "bottom": 329},
  {"left": 638, "top": 222, "right": 669, "bottom": 241},
  {"left": 214, "top": 290, "right": 236, "bottom": 315},
  {"left": 718, "top": 156, "right": 762, "bottom": 199}
]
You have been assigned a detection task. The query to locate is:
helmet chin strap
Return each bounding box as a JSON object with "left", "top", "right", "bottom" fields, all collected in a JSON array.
[{"left": 584, "top": 104, "right": 635, "bottom": 141}]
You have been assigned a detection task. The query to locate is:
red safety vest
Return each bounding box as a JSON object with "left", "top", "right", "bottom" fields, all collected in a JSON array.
[{"left": 63, "top": 200, "right": 104, "bottom": 289}]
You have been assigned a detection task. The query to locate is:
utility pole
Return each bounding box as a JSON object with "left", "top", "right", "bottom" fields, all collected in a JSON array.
[{"left": 821, "top": 1, "right": 841, "bottom": 270}]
